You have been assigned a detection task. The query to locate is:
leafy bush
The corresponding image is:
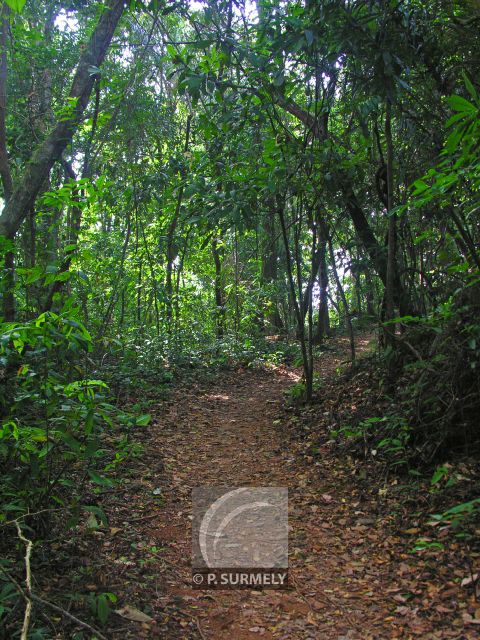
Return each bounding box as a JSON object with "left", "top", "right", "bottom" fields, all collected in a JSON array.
[
  {"left": 101, "top": 329, "right": 303, "bottom": 384},
  {"left": 331, "top": 414, "right": 413, "bottom": 469},
  {"left": 391, "top": 280, "right": 480, "bottom": 459},
  {"left": 0, "top": 310, "right": 137, "bottom": 522}
]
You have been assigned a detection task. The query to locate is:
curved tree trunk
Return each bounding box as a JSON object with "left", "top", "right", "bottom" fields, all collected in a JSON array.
[{"left": 0, "top": 0, "right": 124, "bottom": 241}]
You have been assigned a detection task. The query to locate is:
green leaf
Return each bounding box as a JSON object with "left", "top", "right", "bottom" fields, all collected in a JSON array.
[
  {"left": 430, "top": 465, "right": 448, "bottom": 486},
  {"left": 135, "top": 414, "right": 151, "bottom": 426},
  {"left": 85, "top": 408, "right": 95, "bottom": 434},
  {"left": 59, "top": 432, "right": 82, "bottom": 454},
  {"left": 412, "top": 179, "right": 429, "bottom": 194},
  {"left": 83, "top": 505, "right": 108, "bottom": 527},
  {"left": 462, "top": 71, "right": 478, "bottom": 103},
  {"left": 4, "top": 0, "right": 26, "bottom": 13},
  {"left": 166, "top": 43, "right": 177, "bottom": 59},
  {"left": 88, "top": 65, "right": 101, "bottom": 76},
  {"left": 86, "top": 513, "right": 100, "bottom": 529},
  {"left": 88, "top": 469, "right": 115, "bottom": 487},
  {"left": 447, "top": 95, "right": 476, "bottom": 114},
  {"left": 96, "top": 592, "right": 117, "bottom": 625},
  {"left": 445, "top": 112, "right": 467, "bottom": 128},
  {"left": 97, "top": 596, "right": 109, "bottom": 625},
  {"left": 97, "top": 593, "right": 116, "bottom": 625},
  {"left": 25, "top": 266, "right": 44, "bottom": 284}
]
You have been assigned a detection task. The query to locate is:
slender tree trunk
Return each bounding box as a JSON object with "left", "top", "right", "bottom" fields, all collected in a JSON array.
[
  {"left": 166, "top": 114, "right": 191, "bottom": 328},
  {"left": 353, "top": 257, "right": 362, "bottom": 317},
  {"left": 174, "top": 228, "right": 190, "bottom": 333},
  {"left": 212, "top": 235, "right": 225, "bottom": 339},
  {"left": 384, "top": 98, "right": 396, "bottom": 352},
  {"left": 326, "top": 227, "right": 355, "bottom": 363},
  {"left": 315, "top": 225, "right": 330, "bottom": 341},
  {"left": 364, "top": 267, "right": 376, "bottom": 316},
  {"left": 98, "top": 212, "right": 132, "bottom": 339},
  {"left": 261, "top": 202, "right": 282, "bottom": 331},
  {"left": 137, "top": 259, "right": 142, "bottom": 325},
  {"left": 234, "top": 227, "right": 240, "bottom": 336},
  {"left": 301, "top": 225, "right": 324, "bottom": 319},
  {"left": 277, "top": 195, "right": 313, "bottom": 401},
  {"left": 42, "top": 162, "right": 82, "bottom": 312},
  {"left": 135, "top": 218, "right": 142, "bottom": 327},
  {"left": 140, "top": 220, "right": 160, "bottom": 336},
  {"left": 119, "top": 288, "right": 125, "bottom": 329}
]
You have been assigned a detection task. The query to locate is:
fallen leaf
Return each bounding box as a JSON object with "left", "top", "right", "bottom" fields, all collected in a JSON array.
[
  {"left": 461, "top": 573, "right": 478, "bottom": 588},
  {"left": 115, "top": 605, "right": 155, "bottom": 624},
  {"left": 395, "top": 606, "right": 410, "bottom": 616},
  {"left": 393, "top": 594, "right": 408, "bottom": 604},
  {"left": 436, "top": 605, "right": 455, "bottom": 613}
]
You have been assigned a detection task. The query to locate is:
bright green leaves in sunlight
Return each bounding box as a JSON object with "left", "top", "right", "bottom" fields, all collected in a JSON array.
[{"left": 3, "top": 0, "right": 26, "bottom": 13}]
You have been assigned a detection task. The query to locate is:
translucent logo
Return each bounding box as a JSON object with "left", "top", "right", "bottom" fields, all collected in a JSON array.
[{"left": 192, "top": 487, "right": 288, "bottom": 570}]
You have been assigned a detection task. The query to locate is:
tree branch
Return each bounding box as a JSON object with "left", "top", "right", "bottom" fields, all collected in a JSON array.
[{"left": 0, "top": 4, "right": 12, "bottom": 201}]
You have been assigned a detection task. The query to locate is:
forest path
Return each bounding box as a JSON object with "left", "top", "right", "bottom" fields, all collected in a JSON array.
[
  {"left": 100, "top": 335, "right": 458, "bottom": 640},
  {"left": 148, "top": 339, "right": 395, "bottom": 640}
]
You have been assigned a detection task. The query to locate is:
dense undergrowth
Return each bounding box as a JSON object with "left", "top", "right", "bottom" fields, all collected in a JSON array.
[
  {"left": 0, "top": 312, "right": 317, "bottom": 637},
  {"left": 0, "top": 310, "right": 307, "bottom": 524},
  {"left": 1, "top": 310, "right": 479, "bottom": 635},
  {"left": 291, "top": 300, "right": 480, "bottom": 564},
  {"left": 325, "top": 282, "right": 480, "bottom": 466}
]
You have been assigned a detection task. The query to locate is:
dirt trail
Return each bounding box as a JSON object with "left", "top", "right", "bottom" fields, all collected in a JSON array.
[
  {"left": 149, "top": 361, "right": 396, "bottom": 640},
  {"left": 98, "top": 336, "right": 470, "bottom": 640}
]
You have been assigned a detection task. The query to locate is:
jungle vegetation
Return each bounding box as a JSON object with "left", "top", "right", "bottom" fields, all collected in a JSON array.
[{"left": 0, "top": 0, "right": 479, "bottom": 636}]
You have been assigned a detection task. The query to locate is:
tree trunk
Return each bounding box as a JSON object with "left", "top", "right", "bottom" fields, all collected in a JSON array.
[
  {"left": 384, "top": 98, "right": 397, "bottom": 352},
  {"left": 166, "top": 114, "right": 191, "bottom": 328},
  {"left": 0, "top": 6, "right": 14, "bottom": 320},
  {"left": 315, "top": 226, "right": 330, "bottom": 341},
  {"left": 326, "top": 229, "right": 355, "bottom": 364},
  {"left": 365, "top": 267, "right": 376, "bottom": 316},
  {"left": 98, "top": 211, "right": 132, "bottom": 339},
  {"left": 261, "top": 202, "right": 282, "bottom": 331},
  {"left": 0, "top": 0, "right": 124, "bottom": 240},
  {"left": 0, "top": 6, "right": 12, "bottom": 200},
  {"left": 42, "top": 162, "right": 82, "bottom": 312},
  {"left": 277, "top": 195, "right": 313, "bottom": 401},
  {"left": 270, "top": 93, "right": 414, "bottom": 316},
  {"left": 212, "top": 235, "right": 225, "bottom": 339}
]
